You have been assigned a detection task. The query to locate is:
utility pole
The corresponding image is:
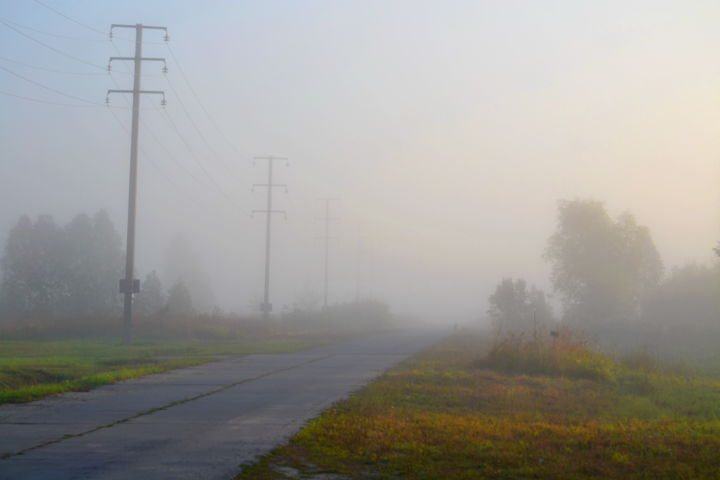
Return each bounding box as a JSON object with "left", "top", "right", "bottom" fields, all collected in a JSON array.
[
  {"left": 106, "top": 24, "right": 168, "bottom": 345},
  {"left": 252, "top": 156, "right": 288, "bottom": 319},
  {"left": 319, "top": 198, "right": 338, "bottom": 309}
]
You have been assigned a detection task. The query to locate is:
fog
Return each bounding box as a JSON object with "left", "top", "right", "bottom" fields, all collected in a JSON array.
[{"left": 2, "top": 0, "right": 719, "bottom": 324}]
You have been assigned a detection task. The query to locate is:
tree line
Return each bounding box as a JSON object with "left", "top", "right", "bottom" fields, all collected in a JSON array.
[
  {"left": 0, "top": 211, "right": 195, "bottom": 320},
  {"left": 489, "top": 199, "right": 719, "bottom": 335}
]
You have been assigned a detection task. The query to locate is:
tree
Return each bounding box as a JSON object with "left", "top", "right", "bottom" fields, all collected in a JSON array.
[
  {"left": 57, "top": 210, "right": 123, "bottom": 316},
  {"left": 643, "top": 264, "right": 720, "bottom": 328},
  {"left": 166, "top": 280, "right": 195, "bottom": 317},
  {"left": 164, "top": 234, "right": 215, "bottom": 313},
  {"left": 0, "top": 210, "right": 123, "bottom": 319},
  {"left": 0, "top": 215, "right": 64, "bottom": 317},
  {"left": 544, "top": 199, "right": 663, "bottom": 326},
  {"left": 488, "top": 278, "right": 553, "bottom": 331},
  {"left": 134, "top": 271, "right": 165, "bottom": 317}
]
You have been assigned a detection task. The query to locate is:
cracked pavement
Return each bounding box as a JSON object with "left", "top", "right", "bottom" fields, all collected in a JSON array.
[{"left": 0, "top": 328, "right": 447, "bottom": 480}]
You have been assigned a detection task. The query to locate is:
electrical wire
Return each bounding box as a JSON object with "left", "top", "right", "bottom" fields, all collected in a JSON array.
[
  {"left": 12, "top": 4, "right": 243, "bottom": 213},
  {"left": 0, "top": 18, "right": 106, "bottom": 71},
  {"left": 0, "top": 89, "right": 103, "bottom": 108},
  {"left": 166, "top": 43, "right": 246, "bottom": 158},
  {"left": 0, "top": 17, "right": 107, "bottom": 42},
  {"left": 164, "top": 75, "right": 237, "bottom": 174},
  {"left": 0, "top": 64, "right": 105, "bottom": 105},
  {"left": 109, "top": 71, "right": 238, "bottom": 212},
  {"left": 0, "top": 55, "right": 110, "bottom": 76},
  {"left": 106, "top": 106, "right": 239, "bottom": 224},
  {"left": 31, "top": 0, "right": 106, "bottom": 35},
  {"left": 159, "top": 107, "right": 240, "bottom": 208}
]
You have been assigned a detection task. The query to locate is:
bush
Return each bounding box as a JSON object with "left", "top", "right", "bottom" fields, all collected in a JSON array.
[{"left": 476, "top": 328, "right": 619, "bottom": 382}]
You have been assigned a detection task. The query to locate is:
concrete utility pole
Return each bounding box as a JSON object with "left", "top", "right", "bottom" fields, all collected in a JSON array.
[
  {"left": 252, "top": 156, "right": 288, "bottom": 319},
  {"left": 106, "top": 24, "right": 168, "bottom": 345},
  {"left": 319, "top": 198, "right": 338, "bottom": 309}
]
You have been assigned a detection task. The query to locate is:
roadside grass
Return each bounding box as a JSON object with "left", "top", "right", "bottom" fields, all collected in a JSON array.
[
  {"left": 236, "top": 331, "right": 720, "bottom": 479},
  {"left": 0, "top": 331, "right": 353, "bottom": 405}
]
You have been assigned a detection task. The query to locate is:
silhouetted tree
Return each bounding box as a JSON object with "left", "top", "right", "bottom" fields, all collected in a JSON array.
[
  {"left": 166, "top": 280, "right": 195, "bottom": 317},
  {"left": 164, "top": 234, "right": 215, "bottom": 312},
  {"left": 57, "top": 210, "right": 123, "bottom": 316},
  {"left": 545, "top": 199, "right": 663, "bottom": 326},
  {"left": 0, "top": 210, "right": 123, "bottom": 319},
  {"left": 488, "top": 278, "right": 553, "bottom": 331},
  {"left": 134, "top": 271, "right": 165, "bottom": 317},
  {"left": 0, "top": 215, "right": 64, "bottom": 317},
  {"left": 643, "top": 264, "right": 720, "bottom": 328}
]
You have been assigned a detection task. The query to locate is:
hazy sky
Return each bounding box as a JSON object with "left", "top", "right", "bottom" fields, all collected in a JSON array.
[{"left": 2, "top": 1, "right": 720, "bottom": 322}]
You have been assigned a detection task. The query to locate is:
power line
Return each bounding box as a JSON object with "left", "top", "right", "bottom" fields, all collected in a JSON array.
[
  {"left": 164, "top": 75, "right": 237, "bottom": 175},
  {"left": 31, "top": 0, "right": 106, "bottom": 35},
  {"left": 166, "top": 43, "right": 245, "bottom": 158},
  {"left": 0, "top": 18, "right": 106, "bottom": 71},
  {"left": 140, "top": 116, "right": 205, "bottom": 186},
  {"left": 110, "top": 71, "right": 242, "bottom": 210},
  {"left": 0, "top": 55, "right": 110, "bottom": 76},
  {"left": 0, "top": 89, "right": 103, "bottom": 108},
  {"left": 159, "top": 107, "right": 239, "bottom": 207},
  {"left": 106, "top": 106, "right": 235, "bottom": 222},
  {"left": 0, "top": 64, "right": 104, "bottom": 105},
  {"left": 0, "top": 17, "right": 107, "bottom": 42},
  {"left": 117, "top": 38, "right": 239, "bottom": 191}
]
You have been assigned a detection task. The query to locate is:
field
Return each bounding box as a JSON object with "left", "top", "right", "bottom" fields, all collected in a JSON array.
[
  {"left": 237, "top": 330, "right": 720, "bottom": 479},
  {"left": 0, "top": 316, "right": 354, "bottom": 405}
]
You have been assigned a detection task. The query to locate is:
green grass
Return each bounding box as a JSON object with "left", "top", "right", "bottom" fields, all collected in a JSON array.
[
  {"left": 0, "top": 334, "right": 350, "bottom": 405},
  {"left": 236, "top": 331, "right": 720, "bottom": 480}
]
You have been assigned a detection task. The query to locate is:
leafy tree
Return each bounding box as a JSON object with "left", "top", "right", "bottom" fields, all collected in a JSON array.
[
  {"left": 0, "top": 215, "right": 64, "bottom": 317},
  {"left": 166, "top": 280, "right": 195, "bottom": 317},
  {"left": 57, "top": 210, "right": 123, "bottom": 316},
  {"left": 488, "top": 278, "right": 553, "bottom": 331},
  {"left": 545, "top": 199, "right": 663, "bottom": 326},
  {"left": 0, "top": 210, "right": 123, "bottom": 319},
  {"left": 164, "top": 235, "right": 215, "bottom": 313},
  {"left": 134, "top": 271, "right": 165, "bottom": 317},
  {"left": 643, "top": 264, "right": 720, "bottom": 328}
]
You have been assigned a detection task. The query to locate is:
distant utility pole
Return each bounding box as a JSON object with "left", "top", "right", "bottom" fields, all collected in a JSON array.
[
  {"left": 252, "top": 156, "right": 288, "bottom": 319},
  {"left": 319, "top": 198, "right": 339, "bottom": 309},
  {"left": 106, "top": 24, "right": 168, "bottom": 345}
]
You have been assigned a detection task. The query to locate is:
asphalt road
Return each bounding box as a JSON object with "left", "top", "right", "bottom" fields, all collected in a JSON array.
[{"left": 0, "top": 328, "right": 447, "bottom": 480}]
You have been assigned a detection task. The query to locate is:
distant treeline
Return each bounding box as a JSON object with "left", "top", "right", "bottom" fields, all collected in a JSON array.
[
  {"left": 489, "top": 199, "right": 720, "bottom": 356},
  {"left": 0, "top": 211, "right": 194, "bottom": 320},
  {"left": 0, "top": 211, "right": 394, "bottom": 333}
]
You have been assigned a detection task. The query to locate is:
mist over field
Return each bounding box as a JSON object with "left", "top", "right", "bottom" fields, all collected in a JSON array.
[
  {"left": 6, "top": 3, "right": 720, "bottom": 478},
  {"left": 1, "top": 0, "right": 719, "bottom": 329}
]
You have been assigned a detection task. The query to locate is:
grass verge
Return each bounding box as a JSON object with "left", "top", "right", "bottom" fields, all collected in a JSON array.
[
  {"left": 0, "top": 334, "right": 350, "bottom": 405},
  {"left": 236, "top": 330, "right": 720, "bottom": 479}
]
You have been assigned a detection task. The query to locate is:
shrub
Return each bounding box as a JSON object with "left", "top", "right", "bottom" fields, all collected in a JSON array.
[{"left": 476, "top": 328, "right": 619, "bottom": 382}]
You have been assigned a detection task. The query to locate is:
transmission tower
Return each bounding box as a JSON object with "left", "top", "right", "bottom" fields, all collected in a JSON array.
[
  {"left": 252, "top": 156, "right": 288, "bottom": 319},
  {"left": 106, "top": 23, "right": 168, "bottom": 345},
  {"left": 319, "top": 198, "right": 339, "bottom": 309}
]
